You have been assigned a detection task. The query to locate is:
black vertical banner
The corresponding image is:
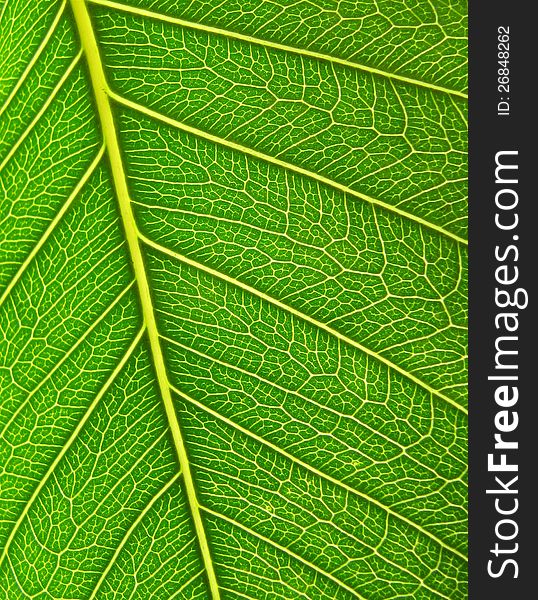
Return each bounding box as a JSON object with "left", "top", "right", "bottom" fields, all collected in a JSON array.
[{"left": 469, "top": 1, "right": 537, "bottom": 597}]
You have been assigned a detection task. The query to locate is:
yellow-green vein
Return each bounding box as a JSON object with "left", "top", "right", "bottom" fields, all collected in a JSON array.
[
  {"left": 0, "top": 48, "right": 82, "bottom": 174},
  {"left": 0, "top": 1, "right": 67, "bottom": 119},
  {"left": 0, "top": 325, "right": 145, "bottom": 568},
  {"left": 171, "top": 384, "right": 467, "bottom": 562},
  {"left": 201, "top": 505, "right": 365, "bottom": 599},
  {"left": 141, "top": 232, "right": 467, "bottom": 415},
  {"left": 0, "top": 144, "right": 105, "bottom": 309},
  {"left": 88, "top": 472, "right": 182, "bottom": 599},
  {"left": 87, "top": 0, "right": 467, "bottom": 100},
  {"left": 0, "top": 280, "right": 134, "bottom": 442},
  {"left": 109, "top": 90, "right": 468, "bottom": 247},
  {"left": 68, "top": 1, "right": 221, "bottom": 598}
]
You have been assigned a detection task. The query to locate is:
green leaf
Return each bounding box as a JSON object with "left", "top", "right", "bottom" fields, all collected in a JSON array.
[{"left": 0, "top": 0, "right": 467, "bottom": 598}]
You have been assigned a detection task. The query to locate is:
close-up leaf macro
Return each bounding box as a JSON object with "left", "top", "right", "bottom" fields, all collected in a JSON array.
[{"left": 0, "top": 0, "right": 467, "bottom": 598}]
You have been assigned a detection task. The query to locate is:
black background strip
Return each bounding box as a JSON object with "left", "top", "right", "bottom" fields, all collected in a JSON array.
[{"left": 469, "top": 1, "right": 537, "bottom": 597}]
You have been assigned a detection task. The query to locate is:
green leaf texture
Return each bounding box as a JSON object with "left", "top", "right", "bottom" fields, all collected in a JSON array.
[{"left": 0, "top": 0, "right": 467, "bottom": 598}]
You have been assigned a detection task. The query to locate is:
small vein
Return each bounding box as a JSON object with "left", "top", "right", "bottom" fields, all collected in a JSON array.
[
  {"left": 88, "top": 472, "right": 181, "bottom": 600},
  {"left": 171, "top": 384, "right": 467, "bottom": 563},
  {"left": 160, "top": 332, "right": 465, "bottom": 477},
  {"left": 0, "top": 281, "right": 134, "bottom": 442},
  {"left": 139, "top": 233, "right": 467, "bottom": 415},
  {"left": 219, "top": 587, "right": 258, "bottom": 600},
  {"left": 201, "top": 504, "right": 365, "bottom": 599},
  {"left": 109, "top": 91, "right": 467, "bottom": 246},
  {"left": 0, "top": 144, "right": 105, "bottom": 309},
  {"left": 168, "top": 569, "right": 205, "bottom": 599},
  {"left": 0, "top": 325, "right": 145, "bottom": 568},
  {"left": 0, "top": 1, "right": 67, "bottom": 119},
  {"left": 87, "top": 0, "right": 467, "bottom": 100},
  {"left": 0, "top": 49, "right": 82, "bottom": 174}
]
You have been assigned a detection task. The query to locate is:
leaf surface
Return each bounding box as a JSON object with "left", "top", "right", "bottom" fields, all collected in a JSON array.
[{"left": 0, "top": 0, "right": 467, "bottom": 598}]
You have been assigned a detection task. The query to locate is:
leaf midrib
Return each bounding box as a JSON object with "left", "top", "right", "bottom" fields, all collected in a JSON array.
[{"left": 69, "top": 1, "right": 221, "bottom": 598}]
